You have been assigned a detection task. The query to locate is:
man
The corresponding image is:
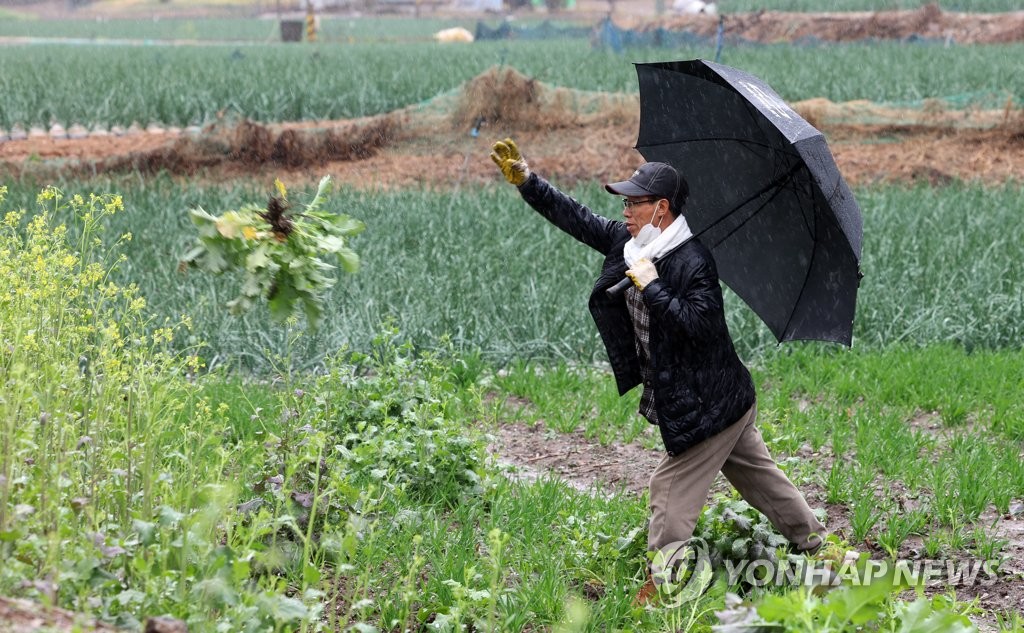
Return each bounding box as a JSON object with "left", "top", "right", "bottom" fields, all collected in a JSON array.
[{"left": 490, "top": 138, "right": 827, "bottom": 604}]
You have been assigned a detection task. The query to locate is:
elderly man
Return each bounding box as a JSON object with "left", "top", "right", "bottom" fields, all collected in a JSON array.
[{"left": 490, "top": 138, "right": 826, "bottom": 604}]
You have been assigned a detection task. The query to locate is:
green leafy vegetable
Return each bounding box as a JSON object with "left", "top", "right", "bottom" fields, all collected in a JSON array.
[{"left": 181, "top": 176, "right": 364, "bottom": 329}]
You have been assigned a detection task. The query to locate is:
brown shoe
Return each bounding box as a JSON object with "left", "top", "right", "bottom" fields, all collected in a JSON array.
[{"left": 632, "top": 574, "right": 658, "bottom": 607}]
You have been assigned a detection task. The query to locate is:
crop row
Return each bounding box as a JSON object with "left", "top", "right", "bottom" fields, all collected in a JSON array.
[
  {"left": 0, "top": 16, "right": 480, "bottom": 42},
  {"left": 2, "top": 0, "right": 1022, "bottom": 41},
  {"left": 5, "top": 178, "right": 1022, "bottom": 369},
  {"left": 1, "top": 38, "right": 1021, "bottom": 129}
]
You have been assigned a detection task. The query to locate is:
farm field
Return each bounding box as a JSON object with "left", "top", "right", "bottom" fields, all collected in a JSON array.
[
  {"left": 2, "top": 38, "right": 1023, "bottom": 129},
  {"left": 1, "top": 3, "right": 1024, "bottom": 632}
]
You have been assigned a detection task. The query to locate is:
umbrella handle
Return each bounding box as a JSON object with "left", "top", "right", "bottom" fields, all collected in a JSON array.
[
  {"left": 607, "top": 252, "right": 668, "bottom": 298},
  {"left": 606, "top": 276, "right": 633, "bottom": 298}
]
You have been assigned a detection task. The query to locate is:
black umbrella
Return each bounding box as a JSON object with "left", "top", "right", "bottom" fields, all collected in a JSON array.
[{"left": 627, "top": 59, "right": 863, "bottom": 346}]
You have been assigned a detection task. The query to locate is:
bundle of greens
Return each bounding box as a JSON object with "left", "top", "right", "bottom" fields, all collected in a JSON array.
[{"left": 182, "top": 176, "right": 363, "bottom": 329}]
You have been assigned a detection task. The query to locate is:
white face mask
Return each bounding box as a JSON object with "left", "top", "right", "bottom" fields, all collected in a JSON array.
[{"left": 633, "top": 209, "right": 665, "bottom": 248}]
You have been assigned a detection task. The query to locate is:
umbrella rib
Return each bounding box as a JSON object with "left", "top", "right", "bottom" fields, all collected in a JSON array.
[
  {"left": 695, "top": 162, "right": 817, "bottom": 343},
  {"left": 694, "top": 162, "right": 803, "bottom": 246},
  {"left": 779, "top": 217, "right": 819, "bottom": 344}
]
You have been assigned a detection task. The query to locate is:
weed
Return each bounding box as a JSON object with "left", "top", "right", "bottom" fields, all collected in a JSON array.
[
  {"left": 997, "top": 609, "right": 1024, "bottom": 633},
  {"left": 876, "top": 508, "right": 928, "bottom": 560},
  {"left": 968, "top": 525, "right": 1008, "bottom": 563},
  {"left": 824, "top": 462, "right": 851, "bottom": 505},
  {"left": 936, "top": 514, "right": 971, "bottom": 552},
  {"left": 182, "top": 176, "right": 363, "bottom": 329},
  {"left": 922, "top": 534, "right": 944, "bottom": 559},
  {"left": 849, "top": 495, "right": 884, "bottom": 544},
  {"left": 743, "top": 569, "right": 975, "bottom": 633}
]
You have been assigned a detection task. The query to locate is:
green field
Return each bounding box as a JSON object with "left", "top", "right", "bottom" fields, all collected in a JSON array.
[
  {"left": 1, "top": 0, "right": 1022, "bottom": 38},
  {"left": 2, "top": 188, "right": 1020, "bottom": 629},
  {"left": 1, "top": 39, "right": 1021, "bottom": 129},
  {"left": 4, "top": 179, "right": 1023, "bottom": 370},
  {"left": 0, "top": 16, "right": 511, "bottom": 42},
  {"left": 2, "top": 11, "right": 1023, "bottom": 632}
]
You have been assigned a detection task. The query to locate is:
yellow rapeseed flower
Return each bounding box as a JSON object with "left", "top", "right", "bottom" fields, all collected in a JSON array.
[
  {"left": 3, "top": 211, "right": 23, "bottom": 228},
  {"left": 21, "top": 331, "right": 38, "bottom": 352},
  {"left": 106, "top": 195, "right": 124, "bottom": 214},
  {"left": 27, "top": 216, "right": 46, "bottom": 235}
]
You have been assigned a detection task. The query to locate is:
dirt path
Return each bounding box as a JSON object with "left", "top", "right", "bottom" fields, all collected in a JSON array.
[
  {"left": 3, "top": 69, "right": 1022, "bottom": 189},
  {"left": 485, "top": 395, "right": 1024, "bottom": 628},
  {"left": 0, "top": 597, "right": 120, "bottom": 632},
  {"left": 489, "top": 420, "right": 663, "bottom": 494},
  {"left": 611, "top": 4, "right": 1024, "bottom": 45}
]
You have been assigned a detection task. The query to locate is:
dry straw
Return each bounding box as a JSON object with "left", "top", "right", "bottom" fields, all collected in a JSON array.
[
  {"left": 93, "top": 115, "right": 402, "bottom": 175},
  {"left": 450, "top": 66, "right": 578, "bottom": 132}
]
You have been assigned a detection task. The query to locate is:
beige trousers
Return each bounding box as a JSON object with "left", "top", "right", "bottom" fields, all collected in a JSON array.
[{"left": 648, "top": 403, "right": 825, "bottom": 554}]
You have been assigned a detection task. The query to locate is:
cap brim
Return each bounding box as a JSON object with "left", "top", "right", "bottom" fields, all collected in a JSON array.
[{"left": 604, "top": 180, "right": 652, "bottom": 197}]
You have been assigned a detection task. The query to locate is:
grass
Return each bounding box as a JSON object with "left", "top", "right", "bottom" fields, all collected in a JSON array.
[
  {"left": 0, "top": 186, "right": 496, "bottom": 627},
  {"left": 1, "top": 184, "right": 1016, "bottom": 631},
  {"left": 0, "top": 16, "right": 591, "bottom": 42},
  {"left": 4, "top": 178, "right": 1024, "bottom": 371},
  {"left": 0, "top": 7, "right": 34, "bottom": 20},
  {"left": 0, "top": 38, "right": 1022, "bottom": 129},
  {"left": 6, "top": 0, "right": 1015, "bottom": 25},
  {"left": 0, "top": 183, "right": 725, "bottom": 630},
  {"left": 0, "top": 16, "right": 480, "bottom": 42},
  {"left": 0, "top": 16, "right": 283, "bottom": 41},
  {"left": 487, "top": 342, "right": 1024, "bottom": 563},
  {"left": 495, "top": 341, "right": 1024, "bottom": 456}
]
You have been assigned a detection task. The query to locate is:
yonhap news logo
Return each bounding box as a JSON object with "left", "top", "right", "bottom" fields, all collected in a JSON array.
[
  {"left": 650, "top": 539, "right": 1000, "bottom": 598},
  {"left": 649, "top": 538, "right": 715, "bottom": 607},
  {"left": 722, "top": 557, "right": 1000, "bottom": 588}
]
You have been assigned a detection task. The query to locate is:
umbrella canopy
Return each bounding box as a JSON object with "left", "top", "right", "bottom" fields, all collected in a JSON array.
[{"left": 634, "top": 59, "right": 863, "bottom": 346}]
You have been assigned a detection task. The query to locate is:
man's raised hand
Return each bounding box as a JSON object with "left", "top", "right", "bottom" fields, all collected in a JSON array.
[{"left": 490, "top": 138, "right": 530, "bottom": 186}]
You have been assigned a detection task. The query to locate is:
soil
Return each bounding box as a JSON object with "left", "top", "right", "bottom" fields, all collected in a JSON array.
[
  {"left": 614, "top": 4, "right": 1024, "bottom": 45},
  {"left": 488, "top": 418, "right": 664, "bottom": 495},
  {"left": 0, "top": 596, "right": 120, "bottom": 632},
  {"left": 3, "top": 66, "right": 1023, "bottom": 189},
  {"left": 485, "top": 396, "right": 1024, "bottom": 631}
]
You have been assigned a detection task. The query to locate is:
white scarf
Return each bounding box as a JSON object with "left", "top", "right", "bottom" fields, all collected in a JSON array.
[{"left": 623, "top": 215, "right": 694, "bottom": 267}]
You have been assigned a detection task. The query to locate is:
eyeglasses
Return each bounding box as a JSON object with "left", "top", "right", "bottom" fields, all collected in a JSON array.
[{"left": 622, "top": 198, "right": 659, "bottom": 210}]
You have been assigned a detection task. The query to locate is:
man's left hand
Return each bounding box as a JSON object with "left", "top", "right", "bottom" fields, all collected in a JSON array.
[{"left": 626, "top": 258, "right": 659, "bottom": 290}]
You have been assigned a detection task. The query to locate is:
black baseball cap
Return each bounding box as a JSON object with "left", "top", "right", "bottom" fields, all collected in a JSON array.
[{"left": 605, "top": 162, "right": 688, "bottom": 210}]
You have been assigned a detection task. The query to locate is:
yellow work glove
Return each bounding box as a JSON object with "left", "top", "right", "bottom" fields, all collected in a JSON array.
[
  {"left": 490, "top": 138, "right": 530, "bottom": 186},
  {"left": 626, "top": 258, "right": 659, "bottom": 290}
]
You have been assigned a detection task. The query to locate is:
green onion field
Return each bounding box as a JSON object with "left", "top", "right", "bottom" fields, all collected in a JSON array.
[{"left": 1, "top": 2, "right": 1023, "bottom": 631}]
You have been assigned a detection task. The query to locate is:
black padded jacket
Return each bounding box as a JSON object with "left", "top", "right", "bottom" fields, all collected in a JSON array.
[{"left": 518, "top": 173, "right": 755, "bottom": 456}]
